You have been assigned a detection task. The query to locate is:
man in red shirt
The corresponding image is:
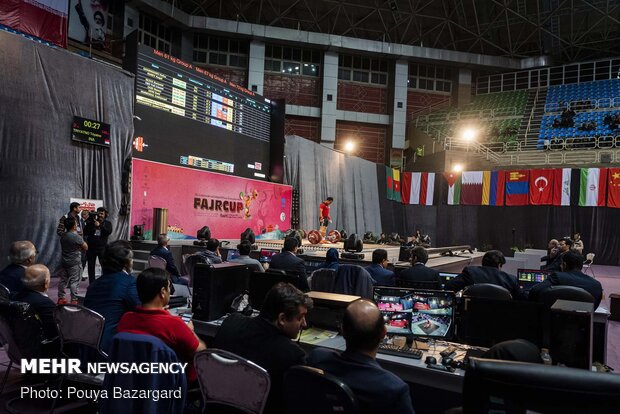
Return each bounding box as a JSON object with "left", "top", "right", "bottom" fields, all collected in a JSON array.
[
  {"left": 319, "top": 196, "right": 334, "bottom": 238},
  {"left": 117, "top": 268, "right": 206, "bottom": 382}
]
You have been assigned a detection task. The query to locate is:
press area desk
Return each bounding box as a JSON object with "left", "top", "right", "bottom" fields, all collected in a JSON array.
[{"left": 191, "top": 317, "right": 481, "bottom": 395}]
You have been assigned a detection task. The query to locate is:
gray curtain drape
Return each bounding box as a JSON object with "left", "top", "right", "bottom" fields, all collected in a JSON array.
[
  {"left": 284, "top": 135, "right": 382, "bottom": 236},
  {"left": 0, "top": 31, "right": 134, "bottom": 269}
]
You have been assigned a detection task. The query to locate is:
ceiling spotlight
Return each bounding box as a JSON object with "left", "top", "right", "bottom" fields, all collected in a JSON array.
[
  {"left": 344, "top": 141, "right": 356, "bottom": 152},
  {"left": 452, "top": 163, "right": 463, "bottom": 173},
  {"left": 462, "top": 128, "right": 477, "bottom": 141}
]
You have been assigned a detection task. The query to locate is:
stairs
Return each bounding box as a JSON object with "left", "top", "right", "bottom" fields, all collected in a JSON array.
[{"left": 517, "top": 87, "right": 548, "bottom": 149}]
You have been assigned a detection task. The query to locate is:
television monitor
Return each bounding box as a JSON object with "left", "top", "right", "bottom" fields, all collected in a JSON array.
[
  {"left": 439, "top": 272, "right": 458, "bottom": 287},
  {"left": 373, "top": 287, "right": 455, "bottom": 339},
  {"left": 192, "top": 263, "right": 250, "bottom": 321},
  {"left": 259, "top": 248, "right": 279, "bottom": 263},
  {"left": 517, "top": 268, "right": 551, "bottom": 290},
  {"left": 249, "top": 271, "right": 299, "bottom": 310},
  {"left": 226, "top": 249, "right": 241, "bottom": 261}
]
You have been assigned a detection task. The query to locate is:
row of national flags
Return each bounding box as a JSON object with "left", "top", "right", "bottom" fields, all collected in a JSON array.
[{"left": 386, "top": 166, "right": 620, "bottom": 207}]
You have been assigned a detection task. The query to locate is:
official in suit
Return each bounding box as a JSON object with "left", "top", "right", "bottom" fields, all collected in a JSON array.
[
  {"left": 12, "top": 264, "right": 57, "bottom": 340},
  {"left": 365, "top": 249, "right": 396, "bottom": 286},
  {"left": 150, "top": 233, "right": 188, "bottom": 285},
  {"left": 445, "top": 250, "right": 520, "bottom": 297},
  {"left": 85, "top": 241, "right": 140, "bottom": 353},
  {"left": 0, "top": 240, "right": 37, "bottom": 293},
  {"left": 269, "top": 237, "right": 309, "bottom": 291},
  {"left": 529, "top": 250, "right": 603, "bottom": 309},
  {"left": 308, "top": 299, "right": 414, "bottom": 414},
  {"left": 542, "top": 237, "right": 573, "bottom": 272},
  {"left": 398, "top": 246, "right": 441, "bottom": 286}
]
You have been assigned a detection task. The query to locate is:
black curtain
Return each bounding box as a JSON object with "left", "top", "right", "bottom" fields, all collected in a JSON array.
[
  {"left": 379, "top": 165, "right": 620, "bottom": 265},
  {"left": 0, "top": 31, "right": 134, "bottom": 269}
]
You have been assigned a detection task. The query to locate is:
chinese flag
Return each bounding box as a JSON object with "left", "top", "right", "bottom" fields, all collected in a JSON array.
[
  {"left": 529, "top": 169, "right": 554, "bottom": 205},
  {"left": 607, "top": 168, "right": 620, "bottom": 208}
]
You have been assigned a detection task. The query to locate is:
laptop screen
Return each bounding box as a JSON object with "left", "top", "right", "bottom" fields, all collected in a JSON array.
[
  {"left": 373, "top": 287, "right": 455, "bottom": 339},
  {"left": 517, "top": 269, "right": 551, "bottom": 283},
  {"left": 259, "top": 249, "right": 279, "bottom": 263},
  {"left": 439, "top": 272, "right": 458, "bottom": 286},
  {"left": 226, "top": 249, "right": 240, "bottom": 261}
]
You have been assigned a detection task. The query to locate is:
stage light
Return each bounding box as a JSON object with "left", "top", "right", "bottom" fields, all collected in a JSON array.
[
  {"left": 452, "top": 163, "right": 463, "bottom": 172},
  {"left": 344, "top": 141, "right": 356, "bottom": 153},
  {"left": 462, "top": 128, "right": 477, "bottom": 141}
]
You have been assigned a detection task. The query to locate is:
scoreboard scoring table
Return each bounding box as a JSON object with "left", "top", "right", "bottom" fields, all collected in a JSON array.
[{"left": 136, "top": 47, "right": 271, "bottom": 143}]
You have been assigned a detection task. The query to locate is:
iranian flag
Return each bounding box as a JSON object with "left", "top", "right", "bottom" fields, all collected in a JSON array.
[
  {"left": 401, "top": 172, "right": 435, "bottom": 205},
  {"left": 579, "top": 168, "right": 607, "bottom": 207},
  {"left": 443, "top": 172, "right": 461, "bottom": 205}
]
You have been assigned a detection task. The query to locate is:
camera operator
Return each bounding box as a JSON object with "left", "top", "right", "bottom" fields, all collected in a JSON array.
[{"left": 84, "top": 206, "right": 113, "bottom": 284}]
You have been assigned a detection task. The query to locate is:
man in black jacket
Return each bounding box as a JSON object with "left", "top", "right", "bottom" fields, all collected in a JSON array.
[
  {"left": 543, "top": 237, "right": 572, "bottom": 272},
  {"left": 84, "top": 206, "right": 113, "bottom": 284},
  {"left": 445, "top": 250, "right": 519, "bottom": 298},
  {"left": 150, "top": 233, "right": 187, "bottom": 285},
  {"left": 0, "top": 240, "right": 37, "bottom": 293},
  {"left": 213, "top": 283, "right": 312, "bottom": 413},
  {"left": 398, "top": 246, "right": 441, "bottom": 287},
  {"left": 269, "top": 237, "right": 309, "bottom": 291},
  {"left": 13, "top": 264, "right": 58, "bottom": 340},
  {"left": 529, "top": 251, "right": 603, "bottom": 309}
]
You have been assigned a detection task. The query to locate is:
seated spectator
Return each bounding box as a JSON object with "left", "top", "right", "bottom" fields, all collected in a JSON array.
[
  {"left": 230, "top": 240, "right": 264, "bottom": 272},
  {"left": 117, "top": 268, "right": 206, "bottom": 382},
  {"left": 13, "top": 264, "right": 57, "bottom": 340},
  {"left": 212, "top": 282, "right": 312, "bottom": 413},
  {"left": 84, "top": 240, "right": 140, "bottom": 353},
  {"left": 541, "top": 239, "right": 559, "bottom": 267},
  {"left": 530, "top": 251, "right": 603, "bottom": 309},
  {"left": 201, "top": 238, "right": 222, "bottom": 264},
  {"left": 365, "top": 249, "right": 396, "bottom": 286},
  {"left": 444, "top": 250, "right": 519, "bottom": 297},
  {"left": 543, "top": 237, "right": 572, "bottom": 272},
  {"left": 308, "top": 299, "right": 414, "bottom": 414},
  {"left": 150, "top": 233, "right": 188, "bottom": 285},
  {"left": 270, "top": 237, "right": 309, "bottom": 290},
  {"left": 0, "top": 240, "right": 36, "bottom": 293},
  {"left": 483, "top": 339, "right": 543, "bottom": 364},
  {"left": 572, "top": 232, "right": 584, "bottom": 254},
  {"left": 399, "top": 246, "right": 441, "bottom": 286},
  {"left": 318, "top": 248, "right": 340, "bottom": 271},
  {"left": 552, "top": 118, "right": 561, "bottom": 128}
]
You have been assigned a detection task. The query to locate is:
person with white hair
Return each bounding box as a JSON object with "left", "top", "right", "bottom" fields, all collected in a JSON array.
[
  {"left": 13, "top": 264, "right": 57, "bottom": 339},
  {"left": 0, "top": 240, "right": 37, "bottom": 293}
]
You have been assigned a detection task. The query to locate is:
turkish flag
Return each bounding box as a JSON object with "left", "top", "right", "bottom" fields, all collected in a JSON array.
[
  {"left": 529, "top": 169, "right": 555, "bottom": 205},
  {"left": 607, "top": 168, "right": 620, "bottom": 208}
]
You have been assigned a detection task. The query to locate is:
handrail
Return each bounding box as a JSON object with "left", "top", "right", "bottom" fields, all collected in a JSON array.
[{"left": 544, "top": 96, "right": 620, "bottom": 113}]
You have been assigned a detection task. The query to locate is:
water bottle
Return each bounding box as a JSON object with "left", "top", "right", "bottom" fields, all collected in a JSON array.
[{"left": 540, "top": 348, "right": 552, "bottom": 365}]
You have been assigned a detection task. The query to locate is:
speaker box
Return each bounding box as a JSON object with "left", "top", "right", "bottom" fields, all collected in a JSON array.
[{"left": 549, "top": 299, "right": 593, "bottom": 370}]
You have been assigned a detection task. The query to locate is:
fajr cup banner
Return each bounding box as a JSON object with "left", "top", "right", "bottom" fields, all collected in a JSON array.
[{"left": 130, "top": 159, "right": 292, "bottom": 240}]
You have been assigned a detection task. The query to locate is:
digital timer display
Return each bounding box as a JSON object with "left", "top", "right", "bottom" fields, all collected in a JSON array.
[{"left": 71, "top": 116, "right": 111, "bottom": 148}]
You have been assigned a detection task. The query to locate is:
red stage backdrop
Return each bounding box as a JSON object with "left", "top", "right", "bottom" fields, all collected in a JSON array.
[{"left": 131, "top": 159, "right": 292, "bottom": 239}]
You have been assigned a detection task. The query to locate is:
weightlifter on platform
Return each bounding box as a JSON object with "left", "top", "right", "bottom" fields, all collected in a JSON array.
[{"left": 319, "top": 196, "right": 334, "bottom": 238}]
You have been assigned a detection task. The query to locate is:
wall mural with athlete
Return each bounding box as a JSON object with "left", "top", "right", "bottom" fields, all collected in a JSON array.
[{"left": 130, "top": 159, "right": 292, "bottom": 239}]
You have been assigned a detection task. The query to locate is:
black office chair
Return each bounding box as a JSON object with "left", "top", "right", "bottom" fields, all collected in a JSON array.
[
  {"left": 537, "top": 285, "right": 594, "bottom": 309},
  {"left": 399, "top": 278, "right": 442, "bottom": 290},
  {"left": 0, "top": 283, "right": 10, "bottom": 302},
  {"left": 284, "top": 366, "right": 358, "bottom": 414},
  {"left": 463, "top": 284, "right": 512, "bottom": 301},
  {"left": 308, "top": 268, "right": 336, "bottom": 292},
  {"left": 463, "top": 357, "right": 620, "bottom": 413}
]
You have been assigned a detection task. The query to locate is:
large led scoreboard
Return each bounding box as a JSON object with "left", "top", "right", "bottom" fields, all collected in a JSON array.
[{"left": 127, "top": 44, "right": 281, "bottom": 180}]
